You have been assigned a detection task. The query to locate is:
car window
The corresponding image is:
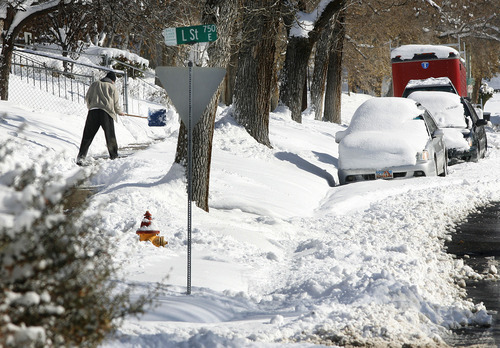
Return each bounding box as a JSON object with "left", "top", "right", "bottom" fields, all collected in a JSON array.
[
  {"left": 422, "top": 111, "right": 439, "bottom": 134},
  {"left": 462, "top": 99, "right": 479, "bottom": 123}
]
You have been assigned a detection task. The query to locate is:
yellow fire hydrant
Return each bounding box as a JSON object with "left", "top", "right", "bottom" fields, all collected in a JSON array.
[{"left": 136, "top": 211, "right": 167, "bottom": 247}]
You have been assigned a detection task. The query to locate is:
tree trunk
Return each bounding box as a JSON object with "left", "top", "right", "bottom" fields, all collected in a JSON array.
[
  {"left": 233, "top": 0, "right": 280, "bottom": 147},
  {"left": 270, "top": 68, "right": 280, "bottom": 112},
  {"left": 222, "top": 50, "right": 237, "bottom": 105},
  {"left": 0, "top": 38, "right": 14, "bottom": 101},
  {"left": 279, "top": 37, "right": 313, "bottom": 123},
  {"left": 174, "top": 0, "right": 238, "bottom": 212},
  {"left": 302, "top": 75, "right": 308, "bottom": 112},
  {"left": 311, "top": 19, "right": 335, "bottom": 121},
  {"left": 323, "top": 13, "right": 345, "bottom": 124},
  {"left": 472, "top": 76, "right": 482, "bottom": 104}
]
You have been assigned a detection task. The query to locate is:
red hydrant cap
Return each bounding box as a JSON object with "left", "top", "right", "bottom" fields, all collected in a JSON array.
[{"left": 136, "top": 211, "right": 160, "bottom": 233}]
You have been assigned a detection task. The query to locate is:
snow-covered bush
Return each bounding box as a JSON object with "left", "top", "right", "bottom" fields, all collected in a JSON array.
[
  {"left": 0, "top": 146, "right": 151, "bottom": 347},
  {"left": 479, "top": 83, "right": 494, "bottom": 106},
  {"left": 111, "top": 54, "right": 148, "bottom": 78}
]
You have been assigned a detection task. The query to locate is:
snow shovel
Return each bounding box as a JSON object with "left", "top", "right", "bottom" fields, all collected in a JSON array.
[{"left": 148, "top": 108, "right": 167, "bottom": 127}]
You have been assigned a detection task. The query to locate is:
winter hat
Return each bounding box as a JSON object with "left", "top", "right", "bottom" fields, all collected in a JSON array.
[{"left": 106, "top": 71, "right": 117, "bottom": 82}]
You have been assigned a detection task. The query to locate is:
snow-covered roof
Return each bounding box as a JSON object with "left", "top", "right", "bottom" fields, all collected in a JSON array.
[{"left": 391, "top": 44, "right": 460, "bottom": 60}]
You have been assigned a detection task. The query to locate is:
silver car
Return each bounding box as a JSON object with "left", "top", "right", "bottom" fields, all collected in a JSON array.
[{"left": 336, "top": 97, "right": 447, "bottom": 185}]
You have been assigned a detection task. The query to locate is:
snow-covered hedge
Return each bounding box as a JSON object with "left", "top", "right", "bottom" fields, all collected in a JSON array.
[{"left": 0, "top": 143, "right": 151, "bottom": 347}]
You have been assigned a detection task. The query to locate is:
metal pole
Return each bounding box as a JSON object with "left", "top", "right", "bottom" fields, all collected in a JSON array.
[
  {"left": 124, "top": 70, "right": 129, "bottom": 114},
  {"left": 187, "top": 61, "right": 193, "bottom": 295}
]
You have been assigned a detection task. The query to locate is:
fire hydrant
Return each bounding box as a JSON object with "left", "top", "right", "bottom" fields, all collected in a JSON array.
[{"left": 136, "top": 211, "right": 167, "bottom": 247}]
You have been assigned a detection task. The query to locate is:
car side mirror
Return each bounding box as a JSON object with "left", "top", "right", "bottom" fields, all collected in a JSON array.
[
  {"left": 476, "top": 119, "right": 488, "bottom": 127},
  {"left": 335, "top": 130, "right": 347, "bottom": 144}
]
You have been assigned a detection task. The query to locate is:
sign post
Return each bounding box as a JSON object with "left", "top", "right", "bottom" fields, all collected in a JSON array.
[{"left": 156, "top": 26, "right": 224, "bottom": 294}]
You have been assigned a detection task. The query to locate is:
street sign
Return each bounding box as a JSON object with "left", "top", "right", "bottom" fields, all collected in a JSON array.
[
  {"left": 156, "top": 64, "right": 226, "bottom": 295},
  {"left": 156, "top": 66, "right": 225, "bottom": 125},
  {"left": 163, "top": 24, "right": 218, "bottom": 46}
]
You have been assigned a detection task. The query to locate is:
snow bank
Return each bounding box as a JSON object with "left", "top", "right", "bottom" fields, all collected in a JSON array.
[{"left": 2, "top": 85, "right": 500, "bottom": 347}]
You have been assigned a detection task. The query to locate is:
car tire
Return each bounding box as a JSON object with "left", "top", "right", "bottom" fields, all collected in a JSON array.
[
  {"left": 482, "top": 137, "right": 487, "bottom": 158},
  {"left": 473, "top": 142, "right": 480, "bottom": 162}
]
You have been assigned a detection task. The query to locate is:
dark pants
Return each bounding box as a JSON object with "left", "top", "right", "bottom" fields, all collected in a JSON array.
[{"left": 77, "top": 109, "right": 118, "bottom": 160}]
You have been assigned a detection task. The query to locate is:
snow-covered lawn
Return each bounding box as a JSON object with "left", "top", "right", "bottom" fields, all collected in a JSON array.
[{"left": 2, "top": 88, "right": 500, "bottom": 347}]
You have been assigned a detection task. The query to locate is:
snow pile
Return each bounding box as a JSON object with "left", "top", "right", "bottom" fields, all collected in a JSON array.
[{"left": 2, "top": 76, "right": 500, "bottom": 346}]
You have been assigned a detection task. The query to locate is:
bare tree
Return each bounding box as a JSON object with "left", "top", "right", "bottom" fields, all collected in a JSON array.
[
  {"left": 310, "top": 16, "right": 336, "bottom": 121},
  {"left": 0, "top": 0, "right": 64, "bottom": 100},
  {"left": 432, "top": 0, "right": 500, "bottom": 100},
  {"left": 468, "top": 39, "right": 500, "bottom": 103},
  {"left": 342, "top": 0, "right": 500, "bottom": 98},
  {"left": 323, "top": 10, "right": 345, "bottom": 123},
  {"left": 342, "top": 0, "right": 426, "bottom": 96},
  {"left": 25, "top": 1, "right": 100, "bottom": 74},
  {"left": 279, "top": 0, "right": 347, "bottom": 123}
]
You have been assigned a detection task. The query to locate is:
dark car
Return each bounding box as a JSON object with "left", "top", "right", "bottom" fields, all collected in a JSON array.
[{"left": 408, "top": 91, "right": 488, "bottom": 164}]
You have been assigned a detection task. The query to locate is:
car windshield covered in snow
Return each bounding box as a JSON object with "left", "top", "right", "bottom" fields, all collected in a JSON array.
[{"left": 408, "top": 91, "right": 466, "bottom": 128}]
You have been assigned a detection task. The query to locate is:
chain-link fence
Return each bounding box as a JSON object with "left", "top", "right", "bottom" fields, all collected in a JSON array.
[{"left": 8, "top": 47, "right": 166, "bottom": 117}]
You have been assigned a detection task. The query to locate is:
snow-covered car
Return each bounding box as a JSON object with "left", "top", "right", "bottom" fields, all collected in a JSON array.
[
  {"left": 402, "top": 77, "right": 458, "bottom": 97},
  {"left": 408, "top": 91, "right": 488, "bottom": 164},
  {"left": 335, "top": 97, "right": 447, "bottom": 185}
]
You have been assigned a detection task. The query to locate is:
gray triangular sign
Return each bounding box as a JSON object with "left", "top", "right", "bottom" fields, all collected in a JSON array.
[{"left": 156, "top": 66, "right": 226, "bottom": 126}]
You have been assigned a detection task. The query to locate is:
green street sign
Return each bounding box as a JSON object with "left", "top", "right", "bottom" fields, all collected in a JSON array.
[{"left": 163, "top": 25, "right": 217, "bottom": 46}]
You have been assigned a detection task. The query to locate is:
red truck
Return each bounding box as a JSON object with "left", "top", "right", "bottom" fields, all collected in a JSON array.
[{"left": 391, "top": 44, "right": 467, "bottom": 97}]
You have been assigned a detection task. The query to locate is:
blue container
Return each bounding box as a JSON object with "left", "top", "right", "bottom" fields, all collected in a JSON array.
[{"left": 148, "top": 109, "right": 167, "bottom": 127}]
